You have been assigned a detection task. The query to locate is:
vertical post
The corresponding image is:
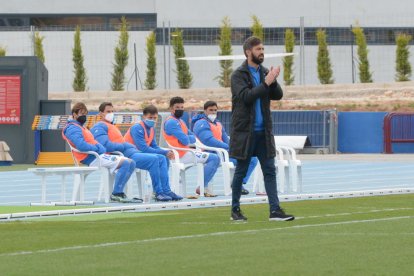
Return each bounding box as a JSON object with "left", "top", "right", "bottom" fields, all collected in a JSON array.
[
  {"left": 162, "top": 22, "right": 167, "bottom": 89},
  {"left": 350, "top": 25, "right": 355, "bottom": 83},
  {"left": 322, "top": 110, "right": 327, "bottom": 148},
  {"left": 168, "top": 21, "right": 171, "bottom": 89},
  {"left": 30, "top": 25, "right": 36, "bottom": 56},
  {"left": 134, "top": 43, "right": 138, "bottom": 90},
  {"left": 299, "top": 17, "right": 305, "bottom": 85}
]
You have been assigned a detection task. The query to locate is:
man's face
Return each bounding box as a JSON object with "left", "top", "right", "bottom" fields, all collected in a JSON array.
[
  {"left": 101, "top": 105, "right": 114, "bottom": 121},
  {"left": 247, "top": 43, "right": 264, "bottom": 65},
  {"left": 204, "top": 105, "right": 218, "bottom": 115},
  {"left": 143, "top": 113, "right": 158, "bottom": 121},
  {"left": 171, "top": 103, "right": 184, "bottom": 113},
  {"left": 73, "top": 109, "right": 88, "bottom": 120}
]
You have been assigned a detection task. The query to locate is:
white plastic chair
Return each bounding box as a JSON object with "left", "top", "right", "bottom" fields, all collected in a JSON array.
[
  {"left": 67, "top": 142, "right": 145, "bottom": 203},
  {"left": 195, "top": 138, "right": 235, "bottom": 196},
  {"left": 164, "top": 141, "right": 205, "bottom": 197},
  {"left": 252, "top": 146, "right": 290, "bottom": 195},
  {"left": 278, "top": 146, "right": 303, "bottom": 193}
]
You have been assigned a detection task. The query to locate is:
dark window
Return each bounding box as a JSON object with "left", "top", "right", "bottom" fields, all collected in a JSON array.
[{"left": 0, "top": 14, "right": 156, "bottom": 31}]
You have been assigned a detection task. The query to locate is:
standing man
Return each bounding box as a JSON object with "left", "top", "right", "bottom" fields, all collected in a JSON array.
[
  {"left": 62, "top": 102, "right": 138, "bottom": 203},
  {"left": 91, "top": 102, "right": 181, "bottom": 201},
  {"left": 230, "top": 36, "right": 294, "bottom": 221},
  {"left": 192, "top": 100, "right": 258, "bottom": 194},
  {"left": 163, "top": 96, "right": 220, "bottom": 197},
  {"left": 124, "top": 104, "right": 182, "bottom": 200}
]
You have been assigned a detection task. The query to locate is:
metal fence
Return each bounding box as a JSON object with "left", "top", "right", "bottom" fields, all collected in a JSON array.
[
  {"left": 216, "top": 110, "right": 338, "bottom": 153},
  {"left": 1, "top": 16, "right": 414, "bottom": 92}
]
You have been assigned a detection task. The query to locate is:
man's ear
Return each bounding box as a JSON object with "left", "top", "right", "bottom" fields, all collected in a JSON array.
[{"left": 245, "top": 49, "right": 251, "bottom": 57}]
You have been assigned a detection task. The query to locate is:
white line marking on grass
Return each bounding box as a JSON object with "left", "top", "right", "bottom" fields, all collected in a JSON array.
[
  {"left": 180, "top": 208, "right": 414, "bottom": 224},
  {"left": 0, "top": 216, "right": 412, "bottom": 257}
]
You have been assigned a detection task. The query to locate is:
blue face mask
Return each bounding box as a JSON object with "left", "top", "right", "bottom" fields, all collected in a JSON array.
[{"left": 144, "top": 119, "right": 156, "bottom": 128}]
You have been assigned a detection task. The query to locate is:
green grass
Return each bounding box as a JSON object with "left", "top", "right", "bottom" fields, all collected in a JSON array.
[
  {"left": 0, "top": 194, "right": 413, "bottom": 275},
  {"left": 0, "top": 164, "right": 61, "bottom": 172},
  {"left": 0, "top": 206, "right": 91, "bottom": 214}
]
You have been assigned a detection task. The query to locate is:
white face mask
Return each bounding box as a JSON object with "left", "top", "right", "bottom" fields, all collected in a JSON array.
[
  {"left": 105, "top": 112, "right": 114, "bottom": 123},
  {"left": 207, "top": 114, "right": 217, "bottom": 122}
]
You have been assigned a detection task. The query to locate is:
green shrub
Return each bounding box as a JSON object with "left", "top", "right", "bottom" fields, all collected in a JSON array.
[
  {"left": 283, "top": 29, "right": 295, "bottom": 85},
  {"left": 216, "top": 16, "right": 233, "bottom": 88},
  {"left": 72, "top": 26, "right": 88, "bottom": 92},
  {"left": 172, "top": 29, "right": 192, "bottom": 89},
  {"left": 316, "top": 29, "right": 334, "bottom": 84},
  {"left": 144, "top": 31, "right": 157, "bottom": 90},
  {"left": 250, "top": 15, "right": 264, "bottom": 40},
  {"left": 110, "top": 17, "right": 129, "bottom": 91},
  {"left": 352, "top": 25, "right": 373, "bottom": 83},
  {"left": 395, "top": 33, "right": 412, "bottom": 82},
  {"left": 34, "top": 32, "right": 45, "bottom": 63}
]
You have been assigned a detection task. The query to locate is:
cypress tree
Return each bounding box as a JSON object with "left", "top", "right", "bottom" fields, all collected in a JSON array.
[
  {"left": 110, "top": 17, "right": 129, "bottom": 91},
  {"left": 172, "top": 29, "right": 192, "bottom": 89},
  {"left": 34, "top": 32, "right": 45, "bottom": 63},
  {"left": 250, "top": 15, "right": 264, "bottom": 40},
  {"left": 72, "top": 26, "right": 88, "bottom": 92},
  {"left": 144, "top": 31, "right": 157, "bottom": 90},
  {"left": 395, "top": 33, "right": 412, "bottom": 82},
  {"left": 316, "top": 29, "right": 334, "bottom": 84},
  {"left": 352, "top": 25, "right": 373, "bottom": 83},
  {"left": 283, "top": 29, "right": 295, "bottom": 85},
  {"left": 217, "top": 16, "right": 233, "bottom": 88}
]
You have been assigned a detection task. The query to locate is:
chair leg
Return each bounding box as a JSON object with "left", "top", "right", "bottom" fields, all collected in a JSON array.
[
  {"left": 72, "top": 174, "right": 81, "bottom": 202},
  {"left": 221, "top": 163, "right": 233, "bottom": 196},
  {"left": 197, "top": 163, "right": 204, "bottom": 197},
  {"left": 135, "top": 169, "right": 143, "bottom": 198},
  {"left": 170, "top": 164, "right": 180, "bottom": 194},
  {"left": 180, "top": 170, "right": 186, "bottom": 196},
  {"left": 98, "top": 168, "right": 112, "bottom": 203}
]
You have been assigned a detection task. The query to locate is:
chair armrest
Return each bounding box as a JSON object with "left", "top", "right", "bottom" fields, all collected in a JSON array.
[
  {"left": 70, "top": 147, "right": 102, "bottom": 167},
  {"left": 195, "top": 138, "right": 230, "bottom": 163},
  {"left": 165, "top": 142, "right": 198, "bottom": 165}
]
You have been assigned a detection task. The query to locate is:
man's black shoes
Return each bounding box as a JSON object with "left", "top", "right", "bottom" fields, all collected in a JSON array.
[
  {"left": 231, "top": 207, "right": 247, "bottom": 221},
  {"left": 269, "top": 209, "right": 295, "bottom": 221}
]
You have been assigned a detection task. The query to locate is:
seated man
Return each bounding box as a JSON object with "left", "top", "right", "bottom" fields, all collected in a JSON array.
[
  {"left": 124, "top": 105, "right": 182, "bottom": 200},
  {"left": 192, "top": 101, "right": 258, "bottom": 195},
  {"left": 163, "top": 96, "right": 220, "bottom": 197},
  {"left": 91, "top": 102, "right": 182, "bottom": 202},
  {"left": 62, "top": 102, "right": 139, "bottom": 203}
]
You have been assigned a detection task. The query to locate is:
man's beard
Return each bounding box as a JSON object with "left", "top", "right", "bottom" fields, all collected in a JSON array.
[{"left": 252, "top": 53, "right": 264, "bottom": 65}]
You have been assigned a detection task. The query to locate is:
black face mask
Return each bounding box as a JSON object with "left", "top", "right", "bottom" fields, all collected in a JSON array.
[
  {"left": 174, "top": 110, "right": 184, "bottom": 118},
  {"left": 76, "top": 115, "right": 87, "bottom": 125}
]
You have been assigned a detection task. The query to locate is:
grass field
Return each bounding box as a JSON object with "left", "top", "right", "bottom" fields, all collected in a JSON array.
[{"left": 0, "top": 194, "right": 413, "bottom": 275}]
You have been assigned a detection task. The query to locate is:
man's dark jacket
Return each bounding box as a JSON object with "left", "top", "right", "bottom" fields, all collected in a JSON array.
[{"left": 229, "top": 60, "right": 283, "bottom": 160}]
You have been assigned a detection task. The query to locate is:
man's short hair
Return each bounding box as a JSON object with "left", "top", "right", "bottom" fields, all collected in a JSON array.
[
  {"left": 72, "top": 102, "right": 88, "bottom": 115},
  {"left": 243, "top": 36, "right": 262, "bottom": 57},
  {"left": 143, "top": 105, "right": 158, "bottom": 115},
  {"left": 98, "top": 102, "right": 113, "bottom": 112},
  {"left": 204, "top": 101, "right": 218, "bottom": 110},
  {"left": 169, "top": 96, "right": 185, "bottom": 108}
]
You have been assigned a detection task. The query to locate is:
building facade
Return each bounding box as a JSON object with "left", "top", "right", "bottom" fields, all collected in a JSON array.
[{"left": 1, "top": 0, "right": 413, "bottom": 92}]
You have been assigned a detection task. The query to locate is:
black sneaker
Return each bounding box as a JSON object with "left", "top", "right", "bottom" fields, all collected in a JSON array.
[
  {"left": 241, "top": 185, "right": 249, "bottom": 195},
  {"left": 230, "top": 185, "right": 250, "bottom": 195},
  {"left": 231, "top": 207, "right": 247, "bottom": 221},
  {"left": 269, "top": 209, "right": 295, "bottom": 221}
]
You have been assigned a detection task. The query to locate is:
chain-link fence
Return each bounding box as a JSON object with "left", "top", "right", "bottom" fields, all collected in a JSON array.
[{"left": 1, "top": 16, "right": 414, "bottom": 92}]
